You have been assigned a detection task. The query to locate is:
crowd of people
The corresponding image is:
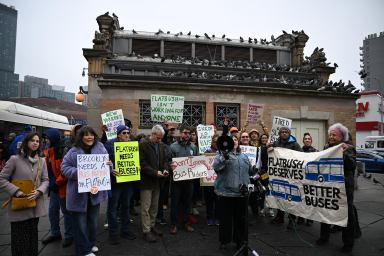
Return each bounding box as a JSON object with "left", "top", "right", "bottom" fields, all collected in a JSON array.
[{"left": 0, "top": 119, "right": 361, "bottom": 255}]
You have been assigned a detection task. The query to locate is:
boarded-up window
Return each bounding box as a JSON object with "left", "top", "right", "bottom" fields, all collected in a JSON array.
[
  {"left": 132, "top": 39, "right": 160, "bottom": 56},
  {"left": 253, "top": 49, "right": 276, "bottom": 64},
  {"left": 164, "top": 41, "right": 191, "bottom": 58},
  {"left": 195, "top": 43, "right": 222, "bottom": 61},
  {"left": 225, "top": 46, "right": 249, "bottom": 61}
]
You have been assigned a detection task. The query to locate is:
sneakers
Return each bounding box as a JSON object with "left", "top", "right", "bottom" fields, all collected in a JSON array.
[
  {"left": 91, "top": 246, "right": 99, "bottom": 253},
  {"left": 268, "top": 208, "right": 275, "bottom": 217},
  {"left": 170, "top": 225, "right": 178, "bottom": 235},
  {"left": 84, "top": 253, "right": 96, "bottom": 256},
  {"left": 184, "top": 223, "right": 194, "bottom": 232},
  {"left": 42, "top": 235, "right": 62, "bottom": 244},
  {"left": 143, "top": 232, "right": 157, "bottom": 243},
  {"left": 192, "top": 208, "right": 200, "bottom": 216},
  {"left": 259, "top": 209, "right": 265, "bottom": 217}
]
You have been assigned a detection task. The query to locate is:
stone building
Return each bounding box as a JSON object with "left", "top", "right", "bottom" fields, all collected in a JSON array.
[{"left": 82, "top": 12, "right": 358, "bottom": 149}]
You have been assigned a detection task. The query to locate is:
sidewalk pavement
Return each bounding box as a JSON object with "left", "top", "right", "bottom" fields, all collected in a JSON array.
[{"left": 0, "top": 173, "right": 383, "bottom": 256}]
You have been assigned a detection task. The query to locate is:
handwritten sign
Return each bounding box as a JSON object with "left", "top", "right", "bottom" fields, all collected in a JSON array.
[
  {"left": 240, "top": 145, "right": 257, "bottom": 166},
  {"left": 172, "top": 155, "right": 209, "bottom": 181},
  {"left": 200, "top": 154, "right": 216, "bottom": 186},
  {"left": 114, "top": 141, "right": 141, "bottom": 183},
  {"left": 151, "top": 94, "right": 184, "bottom": 123},
  {"left": 247, "top": 104, "right": 264, "bottom": 124},
  {"left": 101, "top": 109, "right": 125, "bottom": 140},
  {"left": 197, "top": 125, "right": 214, "bottom": 154},
  {"left": 77, "top": 154, "right": 111, "bottom": 193},
  {"left": 269, "top": 116, "right": 292, "bottom": 144}
]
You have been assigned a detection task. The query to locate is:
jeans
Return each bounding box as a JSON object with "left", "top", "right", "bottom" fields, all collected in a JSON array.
[
  {"left": 48, "top": 190, "right": 73, "bottom": 240},
  {"left": 170, "top": 180, "right": 193, "bottom": 225},
  {"left": 107, "top": 184, "right": 134, "bottom": 237},
  {"left": 71, "top": 198, "right": 100, "bottom": 256}
]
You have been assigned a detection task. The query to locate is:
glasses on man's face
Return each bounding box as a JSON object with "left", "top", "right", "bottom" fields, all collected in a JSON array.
[{"left": 121, "top": 131, "right": 130, "bottom": 135}]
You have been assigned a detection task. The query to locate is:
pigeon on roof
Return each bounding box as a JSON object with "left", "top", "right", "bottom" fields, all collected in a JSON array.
[
  {"left": 240, "top": 37, "right": 244, "bottom": 42},
  {"left": 132, "top": 29, "right": 137, "bottom": 34},
  {"left": 282, "top": 30, "right": 287, "bottom": 34},
  {"left": 167, "top": 31, "right": 170, "bottom": 34},
  {"left": 248, "top": 37, "right": 252, "bottom": 43},
  {"left": 155, "top": 29, "right": 164, "bottom": 35},
  {"left": 204, "top": 33, "right": 211, "bottom": 40},
  {"left": 195, "top": 34, "right": 200, "bottom": 38},
  {"left": 187, "top": 31, "right": 191, "bottom": 36},
  {"left": 334, "top": 63, "right": 338, "bottom": 68},
  {"left": 222, "top": 34, "right": 225, "bottom": 39},
  {"left": 226, "top": 38, "right": 232, "bottom": 42}
]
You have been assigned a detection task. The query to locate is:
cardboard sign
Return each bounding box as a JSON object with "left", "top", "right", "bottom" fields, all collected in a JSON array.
[
  {"left": 269, "top": 116, "right": 292, "bottom": 144},
  {"left": 114, "top": 141, "right": 141, "bottom": 183},
  {"left": 77, "top": 154, "right": 111, "bottom": 193},
  {"left": 101, "top": 109, "right": 125, "bottom": 140},
  {"left": 246, "top": 104, "right": 264, "bottom": 124},
  {"left": 200, "top": 154, "right": 217, "bottom": 186},
  {"left": 151, "top": 94, "right": 184, "bottom": 123},
  {"left": 197, "top": 125, "right": 215, "bottom": 154},
  {"left": 266, "top": 144, "right": 348, "bottom": 226},
  {"left": 240, "top": 145, "right": 257, "bottom": 166},
  {"left": 172, "top": 155, "right": 209, "bottom": 181}
]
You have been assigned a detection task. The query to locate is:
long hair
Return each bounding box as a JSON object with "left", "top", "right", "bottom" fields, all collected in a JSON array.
[
  {"left": 18, "top": 132, "right": 41, "bottom": 158},
  {"left": 74, "top": 126, "right": 99, "bottom": 149}
]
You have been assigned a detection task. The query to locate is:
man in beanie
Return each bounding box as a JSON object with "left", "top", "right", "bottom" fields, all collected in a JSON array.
[
  {"left": 270, "top": 126, "right": 302, "bottom": 229},
  {"left": 316, "top": 123, "right": 356, "bottom": 253},
  {"left": 104, "top": 125, "right": 136, "bottom": 244},
  {"left": 9, "top": 125, "right": 33, "bottom": 155},
  {"left": 42, "top": 128, "right": 73, "bottom": 247}
]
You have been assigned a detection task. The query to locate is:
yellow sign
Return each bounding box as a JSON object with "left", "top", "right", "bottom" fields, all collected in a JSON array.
[{"left": 114, "top": 141, "right": 141, "bottom": 183}]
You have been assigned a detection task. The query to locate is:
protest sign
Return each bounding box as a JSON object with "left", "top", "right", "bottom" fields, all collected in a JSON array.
[
  {"left": 114, "top": 141, "right": 141, "bottom": 183},
  {"left": 246, "top": 104, "right": 264, "bottom": 124},
  {"left": 101, "top": 109, "right": 125, "bottom": 140},
  {"left": 269, "top": 116, "right": 292, "bottom": 144},
  {"left": 200, "top": 154, "right": 216, "bottom": 186},
  {"left": 239, "top": 145, "right": 258, "bottom": 166},
  {"left": 197, "top": 125, "right": 215, "bottom": 154},
  {"left": 172, "top": 155, "right": 209, "bottom": 181},
  {"left": 151, "top": 94, "right": 184, "bottom": 123},
  {"left": 77, "top": 154, "right": 111, "bottom": 194},
  {"left": 266, "top": 144, "right": 348, "bottom": 226}
]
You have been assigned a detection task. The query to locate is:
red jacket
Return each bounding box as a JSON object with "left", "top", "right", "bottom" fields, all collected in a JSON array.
[{"left": 44, "top": 148, "right": 67, "bottom": 199}]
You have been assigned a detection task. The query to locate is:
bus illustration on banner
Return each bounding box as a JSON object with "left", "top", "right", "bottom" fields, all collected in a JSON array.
[
  {"left": 305, "top": 157, "right": 344, "bottom": 183},
  {"left": 268, "top": 179, "right": 301, "bottom": 202}
]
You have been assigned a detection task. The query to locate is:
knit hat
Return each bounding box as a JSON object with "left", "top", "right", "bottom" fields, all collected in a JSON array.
[
  {"left": 279, "top": 126, "right": 291, "bottom": 134},
  {"left": 116, "top": 125, "right": 130, "bottom": 135}
]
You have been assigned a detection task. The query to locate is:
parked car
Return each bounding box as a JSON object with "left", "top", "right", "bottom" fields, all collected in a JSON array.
[{"left": 356, "top": 149, "right": 384, "bottom": 174}]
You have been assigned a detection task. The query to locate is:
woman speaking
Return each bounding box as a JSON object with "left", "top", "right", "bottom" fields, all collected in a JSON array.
[{"left": 213, "top": 134, "right": 254, "bottom": 250}]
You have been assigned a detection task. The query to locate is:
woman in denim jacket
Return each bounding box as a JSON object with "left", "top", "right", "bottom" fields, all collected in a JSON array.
[{"left": 213, "top": 134, "right": 254, "bottom": 249}]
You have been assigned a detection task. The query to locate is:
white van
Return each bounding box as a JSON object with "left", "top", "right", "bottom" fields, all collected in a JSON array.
[{"left": 364, "top": 136, "right": 384, "bottom": 151}]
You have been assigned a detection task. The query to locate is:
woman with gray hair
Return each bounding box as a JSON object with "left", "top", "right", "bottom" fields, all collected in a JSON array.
[{"left": 316, "top": 123, "right": 356, "bottom": 253}]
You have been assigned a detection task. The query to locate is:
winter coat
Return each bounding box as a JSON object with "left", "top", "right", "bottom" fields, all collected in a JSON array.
[
  {"left": 61, "top": 142, "right": 108, "bottom": 212},
  {"left": 272, "top": 135, "right": 302, "bottom": 151},
  {"left": 139, "top": 138, "right": 169, "bottom": 190},
  {"left": 213, "top": 152, "right": 254, "bottom": 197},
  {"left": 0, "top": 155, "right": 49, "bottom": 222},
  {"left": 302, "top": 145, "right": 318, "bottom": 153}
]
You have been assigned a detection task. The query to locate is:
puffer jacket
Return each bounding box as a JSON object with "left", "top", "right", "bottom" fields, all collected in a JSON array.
[
  {"left": 273, "top": 135, "right": 302, "bottom": 151},
  {"left": 61, "top": 142, "right": 108, "bottom": 212},
  {"left": 213, "top": 152, "right": 254, "bottom": 197}
]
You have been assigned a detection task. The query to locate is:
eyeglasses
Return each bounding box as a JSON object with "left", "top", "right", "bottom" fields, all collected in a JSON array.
[
  {"left": 121, "top": 131, "right": 130, "bottom": 135},
  {"left": 241, "top": 136, "right": 249, "bottom": 138}
]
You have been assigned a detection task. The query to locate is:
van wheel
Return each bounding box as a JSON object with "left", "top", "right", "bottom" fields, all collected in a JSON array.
[
  {"left": 287, "top": 195, "right": 292, "bottom": 201},
  {"left": 318, "top": 176, "right": 324, "bottom": 183}
]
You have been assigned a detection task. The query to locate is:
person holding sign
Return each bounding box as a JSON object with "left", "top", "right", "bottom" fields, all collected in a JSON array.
[
  {"left": 270, "top": 126, "right": 302, "bottom": 230},
  {"left": 316, "top": 123, "right": 356, "bottom": 254},
  {"left": 61, "top": 126, "right": 109, "bottom": 256},
  {"left": 213, "top": 134, "right": 255, "bottom": 250},
  {"left": 169, "top": 126, "right": 198, "bottom": 234},
  {"left": 0, "top": 132, "right": 49, "bottom": 256},
  {"left": 139, "top": 125, "right": 169, "bottom": 242},
  {"left": 104, "top": 125, "right": 136, "bottom": 244}
]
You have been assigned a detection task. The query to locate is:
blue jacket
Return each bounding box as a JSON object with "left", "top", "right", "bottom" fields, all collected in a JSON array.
[
  {"left": 9, "top": 125, "right": 32, "bottom": 155},
  {"left": 61, "top": 142, "right": 108, "bottom": 212},
  {"left": 213, "top": 152, "right": 254, "bottom": 197}
]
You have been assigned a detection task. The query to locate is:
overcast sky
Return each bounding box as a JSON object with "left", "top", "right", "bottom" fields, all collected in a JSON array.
[{"left": 2, "top": 0, "right": 384, "bottom": 93}]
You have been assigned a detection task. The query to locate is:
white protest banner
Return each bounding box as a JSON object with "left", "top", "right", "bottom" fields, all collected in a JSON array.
[
  {"left": 269, "top": 116, "right": 292, "bottom": 144},
  {"left": 172, "top": 155, "right": 208, "bottom": 181},
  {"left": 239, "top": 145, "right": 257, "bottom": 166},
  {"left": 200, "top": 153, "right": 216, "bottom": 186},
  {"left": 197, "top": 125, "right": 215, "bottom": 154},
  {"left": 77, "top": 154, "right": 111, "bottom": 194},
  {"left": 246, "top": 103, "right": 264, "bottom": 124},
  {"left": 151, "top": 94, "right": 184, "bottom": 123},
  {"left": 101, "top": 109, "right": 125, "bottom": 140},
  {"left": 266, "top": 144, "right": 348, "bottom": 226}
]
